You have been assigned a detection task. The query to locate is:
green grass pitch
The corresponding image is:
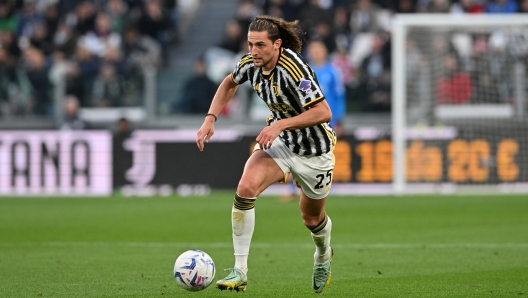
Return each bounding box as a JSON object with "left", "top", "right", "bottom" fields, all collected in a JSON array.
[{"left": 1, "top": 191, "right": 527, "bottom": 297}]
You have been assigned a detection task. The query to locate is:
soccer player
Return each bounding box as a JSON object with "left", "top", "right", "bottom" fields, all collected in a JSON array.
[
  {"left": 307, "top": 40, "right": 346, "bottom": 137},
  {"left": 279, "top": 40, "right": 347, "bottom": 203},
  {"left": 196, "top": 15, "right": 336, "bottom": 294}
]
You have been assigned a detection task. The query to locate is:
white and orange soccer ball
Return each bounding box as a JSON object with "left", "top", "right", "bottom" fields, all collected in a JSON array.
[{"left": 173, "top": 250, "right": 215, "bottom": 291}]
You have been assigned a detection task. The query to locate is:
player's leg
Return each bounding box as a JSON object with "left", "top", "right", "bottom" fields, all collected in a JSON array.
[
  {"left": 237, "top": 149, "right": 285, "bottom": 198},
  {"left": 279, "top": 173, "right": 300, "bottom": 202},
  {"left": 233, "top": 149, "right": 284, "bottom": 272},
  {"left": 300, "top": 192, "right": 332, "bottom": 262},
  {"left": 291, "top": 149, "right": 334, "bottom": 293},
  {"left": 216, "top": 149, "right": 284, "bottom": 292},
  {"left": 300, "top": 192, "right": 333, "bottom": 293}
]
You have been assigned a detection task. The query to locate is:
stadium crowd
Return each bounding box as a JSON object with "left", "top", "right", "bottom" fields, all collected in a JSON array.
[
  {"left": 0, "top": 0, "right": 177, "bottom": 118},
  {"left": 1, "top": 0, "right": 527, "bottom": 122},
  {"left": 183, "top": 0, "right": 528, "bottom": 118}
]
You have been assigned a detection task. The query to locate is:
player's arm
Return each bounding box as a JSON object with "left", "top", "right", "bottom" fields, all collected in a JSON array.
[
  {"left": 277, "top": 100, "right": 332, "bottom": 130},
  {"left": 256, "top": 100, "right": 332, "bottom": 149},
  {"left": 196, "top": 75, "right": 239, "bottom": 151}
]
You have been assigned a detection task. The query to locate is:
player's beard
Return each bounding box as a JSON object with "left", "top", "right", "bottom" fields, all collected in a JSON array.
[{"left": 253, "top": 56, "right": 272, "bottom": 70}]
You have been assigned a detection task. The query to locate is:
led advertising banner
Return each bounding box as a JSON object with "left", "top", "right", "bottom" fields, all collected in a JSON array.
[
  {"left": 0, "top": 131, "right": 112, "bottom": 196},
  {"left": 114, "top": 127, "right": 527, "bottom": 196}
]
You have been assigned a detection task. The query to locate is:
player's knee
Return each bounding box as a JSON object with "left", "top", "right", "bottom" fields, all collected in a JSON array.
[
  {"left": 301, "top": 213, "right": 321, "bottom": 230},
  {"left": 236, "top": 180, "right": 258, "bottom": 198}
]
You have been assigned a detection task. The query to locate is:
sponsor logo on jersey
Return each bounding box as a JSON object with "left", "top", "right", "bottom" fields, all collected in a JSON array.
[{"left": 298, "top": 79, "right": 312, "bottom": 93}]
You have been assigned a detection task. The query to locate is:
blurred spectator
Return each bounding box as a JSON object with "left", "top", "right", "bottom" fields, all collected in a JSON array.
[
  {"left": 123, "top": 0, "right": 143, "bottom": 23},
  {"left": 435, "top": 53, "right": 472, "bottom": 104},
  {"left": 359, "top": 34, "right": 392, "bottom": 111},
  {"left": 405, "top": 39, "right": 425, "bottom": 91},
  {"left": 520, "top": 0, "right": 528, "bottom": 12},
  {"left": 404, "top": 38, "right": 429, "bottom": 115},
  {"left": 158, "top": 0, "right": 180, "bottom": 44},
  {"left": 311, "top": 21, "right": 336, "bottom": 54},
  {"left": 428, "top": 33, "right": 458, "bottom": 87},
  {"left": 307, "top": 40, "right": 346, "bottom": 136},
  {"left": 331, "top": 36, "right": 358, "bottom": 112},
  {"left": 298, "top": 0, "right": 331, "bottom": 39},
  {"left": 22, "top": 47, "right": 53, "bottom": 115},
  {"left": 416, "top": 0, "right": 429, "bottom": 12},
  {"left": 138, "top": 0, "right": 173, "bottom": 65},
  {"left": 484, "top": 32, "right": 513, "bottom": 102},
  {"left": 424, "top": 0, "right": 451, "bottom": 13},
  {"left": 79, "top": 13, "right": 122, "bottom": 58},
  {"left": 124, "top": 0, "right": 143, "bottom": 10},
  {"left": 332, "top": 5, "right": 351, "bottom": 38},
  {"left": 43, "top": 5, "right": 60, "bottom": 35},
  {"left": 91, "top": 62, "right": 125, "bottom": 107},
  {"left": 0, "top": 1, "right": 18, "bottom": 33},
  {"left": 112, "top": 116, "right": 133, "bottom": 187},
  {"left": 17, "top": 2, "right": 44, "bottom": 38},
  {"left": 0, "top": 30, "right": 21, "bottom": 59},
  {"left": 52, "top": 21, "right": 79, "bottom": 58},
  {"left": 261, "top": 0, "right": 287, "bottom": 19},
  {"left": 29, "top": 22, "right": 54, "bottom": 56},
  {"left": 350, "top": 0, "right": 381, "bottom": 35},
  {"left": 72, "top": 1, "right": 97, "bottom": 35},
  {"left": 217, "top": 19, "right": 245, "bottom": 54},
  {"left": 75, "top": 46, "right": 101, "bottom": 92},
  {"left": 374, "top": 0, "right": 401, "bottom": 11},
  {"left": 176, "top": 57, "right": 217, "bottom": 114},
  {"left": 115, "top": 116, "right": 132, "bottom": 137},
  {"left": 331, "top": 37, "right": 356, "bottom": 88},
  {"left": 122, "top": 26, "right": 161, "bottom": 69},
  {"left": 450, "top": 0, "right": 485, "bottom": 13},
  {"left": 63, "top": 60, "right": 87, "bottom": 106},
  {"left": 105, "top": 0, "right": 128, "bottom": 34},
  {"left": 55, "top": 94, "right": 87, "bottom": 130},
  {"left": 396, "top": 0, "right": 416, "bottom": 13},
  {"left": 470, "top": 34, "right": 500, "bottom": 103},
  {"left": 486, "top": 0, "right": 519, "bottom": 13},
  {"left": 34, "top": 1, "right": 59, "bottom": 13},
  {"left": 267, "top": 4, "right": 285, "bottom": 18},
  {"left": 58, "top": 0, "right": 82, "bottom": 15},
  {"left": 0, "top": 46, "right": 28, "bottom": 116},
  {"left": 236, "top": 0, "right": 261, "bottom": 35}
]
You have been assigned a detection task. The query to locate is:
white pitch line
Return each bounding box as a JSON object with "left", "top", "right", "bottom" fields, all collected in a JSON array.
[{"left": 1, "top": 242, "right": 528, "bottom": 249}]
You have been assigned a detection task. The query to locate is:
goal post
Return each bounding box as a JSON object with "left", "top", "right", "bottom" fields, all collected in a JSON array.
[{"left": 391, "top": 14, "right": 528, "bottom": 194}]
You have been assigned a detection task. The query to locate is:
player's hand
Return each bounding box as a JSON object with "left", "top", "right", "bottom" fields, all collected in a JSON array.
[
  {"left": 256, "top": 124, "right": 281, "bottom": 150},
  {"left": 196, "top": 118, "right": 215, "bottom": 151}
]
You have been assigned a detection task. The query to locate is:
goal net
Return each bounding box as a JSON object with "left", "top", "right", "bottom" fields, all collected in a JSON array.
[{"left": 392, "top": 14, "right": 528, "bottom": 194}]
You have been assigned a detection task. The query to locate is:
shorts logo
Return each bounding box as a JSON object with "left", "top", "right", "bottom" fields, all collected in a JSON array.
[{"left": 298, "top": 79, "right": 311, "bottom": 93}]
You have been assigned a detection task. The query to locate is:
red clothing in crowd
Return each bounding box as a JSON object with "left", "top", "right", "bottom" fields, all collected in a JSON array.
[{"left": 435, "top": 72, "right": 473, "bottom": 104}]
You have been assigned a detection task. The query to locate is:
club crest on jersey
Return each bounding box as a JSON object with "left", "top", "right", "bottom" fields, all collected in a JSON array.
[{"left": 298, "top": 79, "right": 312, "bottom": 93}]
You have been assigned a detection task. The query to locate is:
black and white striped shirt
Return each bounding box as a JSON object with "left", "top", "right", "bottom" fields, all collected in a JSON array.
[{"left": 231, "top": 48, "right": 336, "bottom": 156}]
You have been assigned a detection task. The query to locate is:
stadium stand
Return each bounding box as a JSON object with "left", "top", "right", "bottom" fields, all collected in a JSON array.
[{"left": 0, "top": 0, "right": 527, "bottom": 130}]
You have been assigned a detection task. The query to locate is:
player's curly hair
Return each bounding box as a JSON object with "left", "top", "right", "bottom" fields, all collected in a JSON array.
[{"left": 248, "top": 15, "right": 304, "bottom": 53}]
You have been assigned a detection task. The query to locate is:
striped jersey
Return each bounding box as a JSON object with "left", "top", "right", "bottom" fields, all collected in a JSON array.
[{"left": 231, "top": 48, "right": 336, "bottom": 156}]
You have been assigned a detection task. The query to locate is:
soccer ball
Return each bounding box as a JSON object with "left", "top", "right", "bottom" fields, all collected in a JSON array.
[{"left": 173, "top": 250, "right": 216, "bottom": 291}]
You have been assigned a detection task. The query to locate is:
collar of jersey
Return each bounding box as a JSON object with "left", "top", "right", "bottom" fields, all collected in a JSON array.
[{"left": 260, "top": 68, "right": 275, "bottom": 80}]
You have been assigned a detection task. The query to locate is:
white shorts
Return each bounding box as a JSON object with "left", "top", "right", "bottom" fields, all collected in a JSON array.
[{"left": 256, "top": 137, "right": 335, "bottom": 200}]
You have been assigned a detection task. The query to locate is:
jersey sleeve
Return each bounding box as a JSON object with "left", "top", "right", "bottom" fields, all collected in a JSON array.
[
  {"left": 298, "top": 65, "right": 326, "bottom": 109},
  {"left": 231, "top": 53, "right": 253, "bottom": 85},
  {"left": 278, "top": 49, "right": 326, "bottom": 109}
]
